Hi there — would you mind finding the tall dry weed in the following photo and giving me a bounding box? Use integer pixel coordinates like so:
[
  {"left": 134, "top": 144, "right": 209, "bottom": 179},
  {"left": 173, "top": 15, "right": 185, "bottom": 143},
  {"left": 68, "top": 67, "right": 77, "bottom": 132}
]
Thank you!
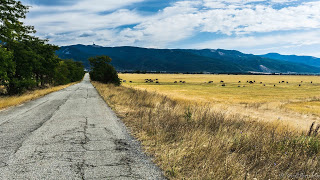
[{"left": 93, "top": 82, "right": 320, "bottom": 179}]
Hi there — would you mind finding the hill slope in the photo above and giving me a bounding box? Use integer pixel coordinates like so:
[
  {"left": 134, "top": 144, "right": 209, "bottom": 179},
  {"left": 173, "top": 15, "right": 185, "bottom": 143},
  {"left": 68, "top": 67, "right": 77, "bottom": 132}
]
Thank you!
[
  {"left": 56, "top": 45, "right": 320, "bottom": 73},
  {"left": 260, "top": 53, "right": 320, "bottom": 68}
]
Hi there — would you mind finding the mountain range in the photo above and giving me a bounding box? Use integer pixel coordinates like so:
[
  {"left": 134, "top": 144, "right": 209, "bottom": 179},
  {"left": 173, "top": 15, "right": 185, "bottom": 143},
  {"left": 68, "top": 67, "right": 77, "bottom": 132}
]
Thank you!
[{"left": 56, "top": 44, "right": 320, "bottom": 74}]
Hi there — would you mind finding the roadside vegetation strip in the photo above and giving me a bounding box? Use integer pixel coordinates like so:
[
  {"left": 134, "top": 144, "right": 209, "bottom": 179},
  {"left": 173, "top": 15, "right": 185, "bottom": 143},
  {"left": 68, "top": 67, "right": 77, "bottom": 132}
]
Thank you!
[
  {"left": 92, "top": 81, "right": 320, "bottom": 179},
  {"left": 0, "top": 82, "right": 77, "bottom": 110}
]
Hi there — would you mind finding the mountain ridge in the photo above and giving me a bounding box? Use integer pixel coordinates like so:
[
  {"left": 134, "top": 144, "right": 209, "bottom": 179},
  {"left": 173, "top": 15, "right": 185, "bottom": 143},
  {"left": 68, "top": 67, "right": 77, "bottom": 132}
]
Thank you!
[{"left": 56, "top": 45, "right": 320, "bottom": 74}]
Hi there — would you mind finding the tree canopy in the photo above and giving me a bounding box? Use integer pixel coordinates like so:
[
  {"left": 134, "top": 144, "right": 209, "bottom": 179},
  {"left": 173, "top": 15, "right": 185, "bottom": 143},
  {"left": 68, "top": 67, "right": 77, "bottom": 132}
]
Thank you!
[
  {"left": 89, "top": 55, "right": 120, "bottom": 86},
  {"left": 0, "top": 0, "right": 85, "bottom": 95}
]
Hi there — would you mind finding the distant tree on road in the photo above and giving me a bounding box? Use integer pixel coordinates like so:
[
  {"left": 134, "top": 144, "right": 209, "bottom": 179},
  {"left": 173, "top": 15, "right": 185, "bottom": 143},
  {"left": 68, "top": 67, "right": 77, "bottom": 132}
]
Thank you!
[{"left": 88, "top": 55, "right": 120, "bottom": 86}]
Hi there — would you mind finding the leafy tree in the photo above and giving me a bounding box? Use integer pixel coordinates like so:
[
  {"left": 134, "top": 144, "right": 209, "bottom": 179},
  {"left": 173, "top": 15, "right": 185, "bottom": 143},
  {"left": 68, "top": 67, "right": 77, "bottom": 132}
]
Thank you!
[
  {"left": 0, "top": 0, "right": 35, "bottom": 45},
  {"left": 0, "top": 45, "right": 14, "bottom": 87},
  {"left": 89, "top": 55, "right": 120, "bottom": 85},
  {"left": 0, "top": 0, "right": 85, "bottom": 94},
  {"left": 54, "top": 60, "right": 85, "bottom": 86}
]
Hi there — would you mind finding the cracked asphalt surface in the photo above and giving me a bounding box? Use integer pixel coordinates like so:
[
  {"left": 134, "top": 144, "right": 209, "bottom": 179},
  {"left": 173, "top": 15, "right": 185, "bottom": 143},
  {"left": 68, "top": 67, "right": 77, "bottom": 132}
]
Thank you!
[{"left": 0, "top": 74, "right": 165, "bottom": 180}]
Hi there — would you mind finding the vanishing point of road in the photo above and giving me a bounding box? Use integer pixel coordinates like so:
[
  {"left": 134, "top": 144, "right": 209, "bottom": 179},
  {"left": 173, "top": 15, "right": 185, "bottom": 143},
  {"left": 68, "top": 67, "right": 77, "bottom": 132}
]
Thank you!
[{"left": 0, "top": 74, "right": 165, "bottom": 179}]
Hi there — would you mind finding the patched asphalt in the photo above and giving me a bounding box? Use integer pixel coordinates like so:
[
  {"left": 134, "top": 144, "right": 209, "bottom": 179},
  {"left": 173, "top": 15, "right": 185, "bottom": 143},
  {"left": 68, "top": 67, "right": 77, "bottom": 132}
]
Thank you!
[{"left": 0, "top": 74, "right": 165, "bottom": 180}]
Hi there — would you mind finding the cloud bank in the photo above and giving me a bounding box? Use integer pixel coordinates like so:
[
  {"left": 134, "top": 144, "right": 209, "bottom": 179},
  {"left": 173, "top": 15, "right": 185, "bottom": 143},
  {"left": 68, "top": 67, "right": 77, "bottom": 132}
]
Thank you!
[{"left": 21, "top": 0, "right": 320, "bottom": 56}]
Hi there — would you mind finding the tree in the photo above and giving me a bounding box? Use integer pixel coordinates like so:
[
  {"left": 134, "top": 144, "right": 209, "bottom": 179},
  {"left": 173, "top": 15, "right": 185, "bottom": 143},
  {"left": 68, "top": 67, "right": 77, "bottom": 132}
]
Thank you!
[
  {"left": 0, "top": 0, "right": 35, "bottom": 46},
  {"left": 0, "top": 45, "right": 14, "bottom": 87},
  {"left": 89, "top": 55, "right": 120, "bottom": 85}
]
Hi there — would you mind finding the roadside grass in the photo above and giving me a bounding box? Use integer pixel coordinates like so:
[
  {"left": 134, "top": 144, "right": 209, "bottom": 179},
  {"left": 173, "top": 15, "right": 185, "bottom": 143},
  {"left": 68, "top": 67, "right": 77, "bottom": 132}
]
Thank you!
[
  {"left": 0, "top": 83, "right": 77, "bottom": 110},
  {"left": 93, "top": 81, "right": 320, "bottom": 179}
]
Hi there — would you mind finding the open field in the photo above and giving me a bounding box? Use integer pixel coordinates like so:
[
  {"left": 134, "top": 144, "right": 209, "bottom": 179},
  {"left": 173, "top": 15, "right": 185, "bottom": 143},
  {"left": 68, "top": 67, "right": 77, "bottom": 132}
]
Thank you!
[
  {"left": 93, "top": 81, "right": 320, "bottom": 179},
  {"left": 119, "top": 74, "right": 320, "bottom": 131},
  {"left": 0, "top": 82, "right": 77, "bottom": 110}
]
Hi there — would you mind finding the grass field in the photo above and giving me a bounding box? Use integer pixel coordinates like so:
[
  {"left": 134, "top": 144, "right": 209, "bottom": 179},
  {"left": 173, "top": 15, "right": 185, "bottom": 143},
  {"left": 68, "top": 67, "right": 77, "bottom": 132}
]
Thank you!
[{"left": 119, "top": 74, "right": 320, "bottom": 117}]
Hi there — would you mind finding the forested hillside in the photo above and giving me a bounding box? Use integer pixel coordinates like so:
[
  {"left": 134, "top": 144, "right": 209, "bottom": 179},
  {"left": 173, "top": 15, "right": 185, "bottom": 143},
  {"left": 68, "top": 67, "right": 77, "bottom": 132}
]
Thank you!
[{"left": 57, "top": 45, "right": 320, "bottom": 74}]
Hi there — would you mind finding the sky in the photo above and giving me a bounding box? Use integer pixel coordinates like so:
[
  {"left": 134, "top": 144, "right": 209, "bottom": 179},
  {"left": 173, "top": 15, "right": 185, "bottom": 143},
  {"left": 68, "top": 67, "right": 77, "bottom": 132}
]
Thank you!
[{"left": 20, "top": 0, "right": 320, "bottom": 57}]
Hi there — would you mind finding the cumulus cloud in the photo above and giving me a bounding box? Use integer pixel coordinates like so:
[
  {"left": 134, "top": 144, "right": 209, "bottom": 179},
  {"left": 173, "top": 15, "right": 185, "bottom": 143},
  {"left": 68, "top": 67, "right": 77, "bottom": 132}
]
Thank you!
[{"left": 20, "top": 0, "right": 320, "bottom": 56}]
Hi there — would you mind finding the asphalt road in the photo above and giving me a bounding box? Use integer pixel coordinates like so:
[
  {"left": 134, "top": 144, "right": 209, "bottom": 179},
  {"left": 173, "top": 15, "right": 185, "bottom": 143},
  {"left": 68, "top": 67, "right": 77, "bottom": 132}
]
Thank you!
[{"left": 0, "top": 74, "right": 165, "bottom": 180}]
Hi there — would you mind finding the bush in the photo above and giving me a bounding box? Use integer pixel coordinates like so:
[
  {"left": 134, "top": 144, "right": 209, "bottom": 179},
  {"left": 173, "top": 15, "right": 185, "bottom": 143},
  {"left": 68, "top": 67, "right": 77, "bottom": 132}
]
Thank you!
[{"left": 88, "top": 55, "right": 120, "bottom": 85}]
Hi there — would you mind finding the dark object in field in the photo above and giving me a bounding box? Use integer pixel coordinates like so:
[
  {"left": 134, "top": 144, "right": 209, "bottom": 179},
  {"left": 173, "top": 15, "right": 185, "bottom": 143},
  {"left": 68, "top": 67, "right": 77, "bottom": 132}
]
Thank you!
[
  {"left": 174, "top": 81, "right": 177, "bottom": 83},
  {"left": 274, "top": 85, "right": 276, "bottom": 87},
  {"left": 260, "top": 82, "right": 263, "bottom": 84},
  {"left": 299, "top": 84, "right": 301, "bottom": 86},
  {"left": 156, "top": 81, "right": 159, "bottom": 84},
  {"left": 180, "top": 81, "right": 182, "bottom": 83},
  {"left": 123, "top": 80, "right": 127, "bottom": 83},
  {"left": 279, "top": 81, "right": 281, "bottom": 83},
  {"left": 182, "top": 81, "right": 186, "bottom": 83},
  {"left": 282, "top": 81, "right": 285, "bottom": 83},
  {"left": 311, "top": 81, "right": 313, "bottom": 84},
  {"left": 263, "top": 84, "right": 266, "bottom": 86},
  {"left": 246, "top": 81, "right": 249, "bottom": 83},
  {"left": 254, "top": 80, "right": 256, "bottom": 83},
  {"left": 145, "top": 81, "right": 148, "bottom": 83},
  {"left": 208, "top": 81, "right": 213, "bottom": 83},
  {"left": 238, "top": 81, "right": 241, "bottom": 83},
  {"left": 221, "top": 84, "right": 226, "bottom": 87},
  {"left": 286, "top": 82, "right": 288, "bottom": 83},
  {"left": 156, "top": 79, "right": 158, "bottom": 80},
  {"left": 243, "top": 85, "right": 245, "bottom": 87},
  {"left": 301, "top": 81, "right": 303, "bottom": 83},
  {"left": 249, "top": 81, "right": 254, "bottom": 84},
  {"left": 307, "top": 122, "right": 320, "bottom": 136},
  {"left": 238, "top": 85, "right": 240, "bottom": 87},
  {"left": 220, "top": 80, "right": 224, "bottom": 83},
  {"left": 129, "top": 81, "right": 133, "bottom": 83}
]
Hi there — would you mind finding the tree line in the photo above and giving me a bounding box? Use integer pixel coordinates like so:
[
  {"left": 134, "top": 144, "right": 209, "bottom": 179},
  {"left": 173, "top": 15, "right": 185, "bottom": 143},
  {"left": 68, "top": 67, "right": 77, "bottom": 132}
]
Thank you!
[{"left": 0, "top": 0, "right": 84, "bottom": 95}]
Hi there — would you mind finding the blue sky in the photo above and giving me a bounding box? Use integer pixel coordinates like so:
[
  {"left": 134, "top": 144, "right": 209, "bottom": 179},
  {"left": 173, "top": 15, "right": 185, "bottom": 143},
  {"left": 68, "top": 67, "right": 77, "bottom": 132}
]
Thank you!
[{"left": 21, "top": 0, "right": 320, "bottom": 57}]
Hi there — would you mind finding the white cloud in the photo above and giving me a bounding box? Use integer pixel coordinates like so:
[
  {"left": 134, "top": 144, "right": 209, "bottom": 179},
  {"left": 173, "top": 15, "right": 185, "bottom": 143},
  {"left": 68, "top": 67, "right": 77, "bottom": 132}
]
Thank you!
[
  {"left": 190, "top": 30, "right": 320, "bottom": 56},
  {"left": 20, "top": 0, "right": 320, "bottom": 56}
]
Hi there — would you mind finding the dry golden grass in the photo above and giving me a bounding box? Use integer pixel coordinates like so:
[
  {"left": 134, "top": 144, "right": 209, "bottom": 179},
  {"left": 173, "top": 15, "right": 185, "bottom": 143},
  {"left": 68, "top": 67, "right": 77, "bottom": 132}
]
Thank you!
[
  {"left": 120, "top": 74, "right": 320, "bottom": 104},
  {"left": 93, "top": 81, "right": 320, "bottom": 179},
  {"left": 0, "top": 82, "right": 77, "bottom": 110},
  {"left": 285, "top": 100, "right": 320, "bottom": 116}
]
